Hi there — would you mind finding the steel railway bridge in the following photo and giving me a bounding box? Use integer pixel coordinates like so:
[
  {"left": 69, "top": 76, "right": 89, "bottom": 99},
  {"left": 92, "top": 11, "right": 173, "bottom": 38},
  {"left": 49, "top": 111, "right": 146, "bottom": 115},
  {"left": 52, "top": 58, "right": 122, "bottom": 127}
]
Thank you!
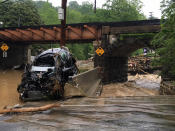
[{"left": 0, "top": 19, "right": 161, "bottom": 83}]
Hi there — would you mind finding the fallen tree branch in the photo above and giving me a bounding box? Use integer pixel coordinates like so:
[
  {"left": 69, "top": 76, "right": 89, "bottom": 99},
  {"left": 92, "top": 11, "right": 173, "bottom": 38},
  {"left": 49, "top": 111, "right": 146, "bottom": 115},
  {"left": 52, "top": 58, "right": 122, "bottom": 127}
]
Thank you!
[
  {"left": 137, "top": 66, "right": 150, "bottom": 74},
  {"left": 0, "top": 103, "right": 60, "bottom": 114}
]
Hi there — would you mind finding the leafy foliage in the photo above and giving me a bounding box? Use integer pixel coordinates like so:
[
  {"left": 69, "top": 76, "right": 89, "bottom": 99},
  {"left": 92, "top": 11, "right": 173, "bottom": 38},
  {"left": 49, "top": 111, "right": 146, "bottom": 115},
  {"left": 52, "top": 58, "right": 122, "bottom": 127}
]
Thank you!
[
  {"left": 131, "top": 49, "right": 143, "bottom": 56},
  {"left": 36, "top": 1, "right": 60, "bottom": 25},
  {"left": 103, "top": 0, "right": 145, "bottom": 21},
  {"left": 152, "top": 0, "right": 175, "bottom": 78},
  {"left": 0, "top": 0, "right": 42, "bottom": 27}
]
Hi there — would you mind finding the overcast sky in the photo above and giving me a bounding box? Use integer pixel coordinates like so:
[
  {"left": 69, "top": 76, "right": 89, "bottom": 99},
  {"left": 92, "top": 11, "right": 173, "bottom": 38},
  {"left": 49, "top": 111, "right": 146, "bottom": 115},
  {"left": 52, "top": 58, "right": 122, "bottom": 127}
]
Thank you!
[{"left": 44, "top": 0, "right": 162, "bottom": 18}]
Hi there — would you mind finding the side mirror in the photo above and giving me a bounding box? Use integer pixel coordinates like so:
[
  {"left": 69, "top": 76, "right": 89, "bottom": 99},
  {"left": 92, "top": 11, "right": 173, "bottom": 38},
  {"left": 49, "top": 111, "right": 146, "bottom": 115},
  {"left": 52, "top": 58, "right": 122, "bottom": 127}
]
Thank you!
[{"left": 47, "top": 68, "right": 53, "bottom": 73}]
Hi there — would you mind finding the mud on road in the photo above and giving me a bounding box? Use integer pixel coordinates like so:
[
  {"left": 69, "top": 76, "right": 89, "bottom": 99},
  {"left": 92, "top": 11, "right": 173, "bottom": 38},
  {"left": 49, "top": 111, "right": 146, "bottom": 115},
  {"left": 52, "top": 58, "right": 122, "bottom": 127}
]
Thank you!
[
  {"left": 0, "top": 70, "right": 161, "bottom": 110},
  {"left": 101, "top": 74, "right": 161, "bottom": 97},
  {"left": 1, "top": 69, "right": 174, "bottom": 131},
  {"left": 1, "top": 96, "right": 175, "bottom": 131}
]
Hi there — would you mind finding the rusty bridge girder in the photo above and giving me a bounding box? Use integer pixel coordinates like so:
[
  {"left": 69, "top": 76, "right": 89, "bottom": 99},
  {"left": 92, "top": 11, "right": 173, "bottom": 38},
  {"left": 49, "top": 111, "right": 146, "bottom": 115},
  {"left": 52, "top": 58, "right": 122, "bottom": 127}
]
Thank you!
[{"left": 0, "top": 19, "right": 161, "bottom": 44}]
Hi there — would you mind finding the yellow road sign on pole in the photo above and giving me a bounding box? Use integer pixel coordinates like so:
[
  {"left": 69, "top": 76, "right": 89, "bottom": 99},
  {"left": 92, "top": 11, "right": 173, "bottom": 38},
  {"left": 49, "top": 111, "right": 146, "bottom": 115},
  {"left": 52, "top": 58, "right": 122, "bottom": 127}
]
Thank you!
[
  {"left": 1, "top": 43, "right": 9, "bottom": 52},
  {"left": 96, "top": 47, "right": 104, "bottom": 56}
]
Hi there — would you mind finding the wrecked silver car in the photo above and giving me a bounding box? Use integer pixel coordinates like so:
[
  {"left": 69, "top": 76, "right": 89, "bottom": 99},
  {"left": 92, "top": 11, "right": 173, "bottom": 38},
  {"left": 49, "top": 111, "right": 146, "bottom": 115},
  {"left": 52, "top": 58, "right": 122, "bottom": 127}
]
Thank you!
[{"left": 17, "top": 48, "right": 79, "bottom": 101}]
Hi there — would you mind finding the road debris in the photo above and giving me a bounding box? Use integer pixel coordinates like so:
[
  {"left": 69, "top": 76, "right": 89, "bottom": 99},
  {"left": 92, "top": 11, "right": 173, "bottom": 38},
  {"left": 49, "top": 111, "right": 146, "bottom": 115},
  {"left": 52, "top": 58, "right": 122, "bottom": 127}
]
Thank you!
[
  {"left": 0, "top": 103, "right": 60, "bottom": 114},
  {"left": 128, "top": 56, "right": 153, "bottom": 73}
]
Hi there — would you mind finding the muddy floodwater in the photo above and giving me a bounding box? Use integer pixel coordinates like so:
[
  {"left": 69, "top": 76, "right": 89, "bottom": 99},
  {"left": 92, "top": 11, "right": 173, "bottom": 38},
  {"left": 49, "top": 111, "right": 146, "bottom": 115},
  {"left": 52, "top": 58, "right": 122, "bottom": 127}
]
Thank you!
[
  {"left": 0, "top": 70, "right": 175, "bottom": 131},
  {"left": 0, "top": 70, "right": 22, "bottom": 109},
  {"left": 0, "top": 97, "right": 175, "bottom": 131}
]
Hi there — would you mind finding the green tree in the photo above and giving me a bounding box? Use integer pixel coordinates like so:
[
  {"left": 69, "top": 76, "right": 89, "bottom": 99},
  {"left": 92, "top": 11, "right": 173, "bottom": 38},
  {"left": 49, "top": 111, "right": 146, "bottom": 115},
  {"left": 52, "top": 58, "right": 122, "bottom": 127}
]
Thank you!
[
  {"left": 152, "top": 0, "right": 175, "bottom": 78},
  {"left": 67, "top": 9, "right": 82, "bottom": 24},
  {"left": 0, "top": 0, "right": 42, "bottom": 27},
  {"left": 37, "top": 1, "right": 60, "bottom": 25},
  {"left": 103, "top": 0, "right": 145, "bottom": 21},
  {"left": 69, "top": 1, "right": 79, "bottom": 10}
]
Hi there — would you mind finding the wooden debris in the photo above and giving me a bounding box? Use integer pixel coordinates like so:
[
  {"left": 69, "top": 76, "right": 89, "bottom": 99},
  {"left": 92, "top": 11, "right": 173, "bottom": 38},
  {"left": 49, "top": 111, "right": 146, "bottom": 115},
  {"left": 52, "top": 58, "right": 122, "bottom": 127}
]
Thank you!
[
  {"left": 137, "top": 66, "right": 150, "bottom": 74},
  {"left": 0, "top": 103, "right": 60, "bottom": 114},
  {"left": 128, "top": 56, "right": 152, "bottom": 73},
  {"left": 160, "top": 81, "right": 175, "bottom": 95}
]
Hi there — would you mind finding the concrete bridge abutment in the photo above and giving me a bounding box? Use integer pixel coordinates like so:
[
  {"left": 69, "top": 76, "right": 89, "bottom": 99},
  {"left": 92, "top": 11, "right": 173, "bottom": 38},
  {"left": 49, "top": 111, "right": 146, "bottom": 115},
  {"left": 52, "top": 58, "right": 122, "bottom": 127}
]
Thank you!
[
  {"left": 94, "top": 55, "right": 128, "bottom": 84},
  {"left": 94, "top": 34, "right": 128, "bottom": 84},
  {"left": 94, "top": 31, "right": 153, "bottom": 84},
  {"left": 0, "top": 43, "right": 29, "bottom": 69}
]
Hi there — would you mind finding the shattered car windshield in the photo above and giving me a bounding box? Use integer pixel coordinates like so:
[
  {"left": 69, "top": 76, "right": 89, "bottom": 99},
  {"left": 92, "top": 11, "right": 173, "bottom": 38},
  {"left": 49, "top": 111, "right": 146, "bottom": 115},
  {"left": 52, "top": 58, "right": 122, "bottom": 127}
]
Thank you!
[
  {"left": 33, "top": 48, "right": 69, "bottom": 67},
  {"left": 33, "top": 53, "right": 55, "bottom": 67}
]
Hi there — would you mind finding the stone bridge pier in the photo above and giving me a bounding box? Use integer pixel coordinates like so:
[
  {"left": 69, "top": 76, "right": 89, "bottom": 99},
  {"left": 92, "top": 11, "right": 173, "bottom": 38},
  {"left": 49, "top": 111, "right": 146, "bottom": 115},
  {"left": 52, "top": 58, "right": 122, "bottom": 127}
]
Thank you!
[
  {"left": 0, "top": 43, "right": 29, "bottom": 69},
  {"left": 94, "top": 54, "right": 128, "bottom": 84},
  {"left": 94, "top": 33, "right": 152, "bottom": 84}
]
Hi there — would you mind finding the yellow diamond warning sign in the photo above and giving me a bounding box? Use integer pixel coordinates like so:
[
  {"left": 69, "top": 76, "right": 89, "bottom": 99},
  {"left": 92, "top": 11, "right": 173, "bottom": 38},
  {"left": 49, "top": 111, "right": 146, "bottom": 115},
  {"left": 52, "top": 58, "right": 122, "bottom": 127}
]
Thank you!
[
  {"left": 1, "top": 43, "right": 9, "bottom": 52},
  {"left": 96, "top": 47, "right": 104, "bottom": 56}
]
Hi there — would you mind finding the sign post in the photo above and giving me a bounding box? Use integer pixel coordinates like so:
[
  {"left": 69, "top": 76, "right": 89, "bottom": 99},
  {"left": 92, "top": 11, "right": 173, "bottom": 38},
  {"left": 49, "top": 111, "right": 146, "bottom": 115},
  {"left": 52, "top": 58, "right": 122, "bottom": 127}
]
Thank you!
[
  {"left": 58, "top": 0, "right": 67, "bottom": 48},
  {"left": 1, "top": 43, "right": 9, "bottom": 58}
]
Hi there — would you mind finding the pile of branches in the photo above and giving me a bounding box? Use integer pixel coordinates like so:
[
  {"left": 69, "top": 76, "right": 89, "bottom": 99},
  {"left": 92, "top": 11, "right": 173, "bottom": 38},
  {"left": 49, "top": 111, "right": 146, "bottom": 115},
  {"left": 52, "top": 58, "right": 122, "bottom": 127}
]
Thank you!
[{"left": 128, "top": 56, "right": 152, "bottom": 74}]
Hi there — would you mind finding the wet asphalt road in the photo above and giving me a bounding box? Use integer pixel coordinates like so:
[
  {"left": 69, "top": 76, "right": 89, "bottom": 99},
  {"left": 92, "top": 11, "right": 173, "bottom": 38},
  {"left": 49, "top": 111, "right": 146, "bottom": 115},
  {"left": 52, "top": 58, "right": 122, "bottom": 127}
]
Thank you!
[{"left": 0, "top": 96, "right": 175, "bottom": 131}]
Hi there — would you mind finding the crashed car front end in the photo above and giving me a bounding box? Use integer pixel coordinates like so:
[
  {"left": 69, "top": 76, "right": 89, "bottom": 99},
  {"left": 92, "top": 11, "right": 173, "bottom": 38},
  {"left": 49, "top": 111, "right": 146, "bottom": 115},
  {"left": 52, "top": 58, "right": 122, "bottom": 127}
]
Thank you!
[{"left": 17, "top": 48, "right": 78, "bottom": 101}]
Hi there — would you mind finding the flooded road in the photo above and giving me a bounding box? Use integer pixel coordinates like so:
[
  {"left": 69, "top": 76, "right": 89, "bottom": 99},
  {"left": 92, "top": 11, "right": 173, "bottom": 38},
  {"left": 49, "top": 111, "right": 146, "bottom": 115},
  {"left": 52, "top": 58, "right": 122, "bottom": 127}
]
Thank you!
[
  {"left": 0, "top": 97, "right": 175, "bottom": 131},
  {"left": 0, "top": 71, "right": 161, "bottom": 109},
  {"left": 0, "top": 70, "right": 22, "bottom": 109},
  {"left": 0, "top": 70, "right": 175, "bottom": 130}
]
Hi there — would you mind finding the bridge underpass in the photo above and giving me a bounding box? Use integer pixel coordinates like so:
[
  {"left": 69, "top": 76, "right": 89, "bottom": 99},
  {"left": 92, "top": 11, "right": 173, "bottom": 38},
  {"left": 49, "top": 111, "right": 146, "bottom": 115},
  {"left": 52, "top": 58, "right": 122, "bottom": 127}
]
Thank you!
[
  {"left": 94, "top": 35, "right": 155, "bottom": 83},
  {"left": 0, "top": 19, "right": 161, "bottom": 83}
]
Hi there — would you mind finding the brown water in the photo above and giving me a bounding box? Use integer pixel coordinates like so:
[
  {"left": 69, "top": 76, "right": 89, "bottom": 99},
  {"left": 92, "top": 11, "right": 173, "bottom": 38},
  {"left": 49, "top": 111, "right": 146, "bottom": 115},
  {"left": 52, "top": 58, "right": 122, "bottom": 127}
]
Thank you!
[
  {"left": 0, "top": 71, "right": 160, "bottom": 109},
  {"left": 0, "top": 70, "right": 22, "bottom": 109},
  {"left": 0, "top": 71, "right": 175, "bottom": 131},
  {"left": 0, "top": 97, "right": 175, "bottom": 131}
]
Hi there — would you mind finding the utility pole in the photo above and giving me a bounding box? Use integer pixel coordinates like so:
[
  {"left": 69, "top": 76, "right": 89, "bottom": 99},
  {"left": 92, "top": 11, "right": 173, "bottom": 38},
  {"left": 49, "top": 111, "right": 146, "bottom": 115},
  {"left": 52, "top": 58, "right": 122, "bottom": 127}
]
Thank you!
[
  {"left": 149, "top": 12, "right": 153, "bottom": 20},
  {"left": 60, "top": 0, "right": 67, "bottom": 47},
  {"left": 94, "top": 0, "right": 96, "bottom": 13}
]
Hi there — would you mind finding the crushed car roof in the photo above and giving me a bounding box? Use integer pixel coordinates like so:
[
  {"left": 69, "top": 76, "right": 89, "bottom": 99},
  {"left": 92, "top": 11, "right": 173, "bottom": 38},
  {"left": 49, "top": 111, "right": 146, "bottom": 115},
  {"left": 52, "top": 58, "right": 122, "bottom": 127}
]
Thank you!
[{"left": 37, "top": 48, "right": 69, "bottom": 58}]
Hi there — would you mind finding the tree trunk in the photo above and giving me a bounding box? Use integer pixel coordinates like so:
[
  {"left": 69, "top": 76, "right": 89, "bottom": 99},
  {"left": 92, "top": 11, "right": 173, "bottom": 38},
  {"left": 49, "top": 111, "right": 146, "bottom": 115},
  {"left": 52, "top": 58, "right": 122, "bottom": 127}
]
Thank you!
[{"left": 0, "top": 103, "right": 60, "bottom": 114}]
